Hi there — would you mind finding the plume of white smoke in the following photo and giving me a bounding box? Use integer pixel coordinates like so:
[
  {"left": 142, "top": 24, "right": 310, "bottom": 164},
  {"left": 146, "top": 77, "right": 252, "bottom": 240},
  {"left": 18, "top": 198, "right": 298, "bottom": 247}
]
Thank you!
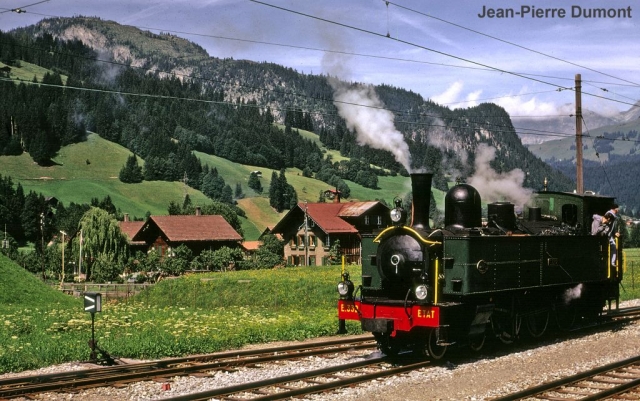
[
  {"left": 322, "top": 51, "right": 411, "bottom": 172},
  {"left": 563, "top": 283, "right": 583, "bottom": 304},
  {"left": 330, "top": 80, "right": 411, "bottom": 171},
  {"left": 467, "top": 144, "right": 533, "bottom": 207},
  {"left": 328, "top": 78, "right": 412, "bottom": 172}
]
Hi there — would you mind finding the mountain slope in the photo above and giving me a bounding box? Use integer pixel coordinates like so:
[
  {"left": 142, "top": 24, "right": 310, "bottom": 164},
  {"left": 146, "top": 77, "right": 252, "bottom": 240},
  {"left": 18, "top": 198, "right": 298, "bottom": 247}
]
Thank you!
[
  {"left": 15, "top": 17, "right": 572, "bottom": 182},
  {"left": 3, "top": 17, "right": 585, "bottom": 220}
]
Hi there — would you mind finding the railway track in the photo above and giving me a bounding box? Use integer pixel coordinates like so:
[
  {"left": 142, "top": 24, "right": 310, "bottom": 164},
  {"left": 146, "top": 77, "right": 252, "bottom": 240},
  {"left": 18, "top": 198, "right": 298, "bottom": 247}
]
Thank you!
[
  {"left": 0, "top": 335, "right": 376, "bottom": 399},
  {"left": 604, "top": 305, "right": 640, "bottom": 320},
  {"left": 492, "top": 355, "right": 640, "bottom": 400},
  {"left": 161, "top": 354, "right": 430, "bottom": 401},
  {"left": 3, "top": 306, "right": 640, "bottom": 400}
]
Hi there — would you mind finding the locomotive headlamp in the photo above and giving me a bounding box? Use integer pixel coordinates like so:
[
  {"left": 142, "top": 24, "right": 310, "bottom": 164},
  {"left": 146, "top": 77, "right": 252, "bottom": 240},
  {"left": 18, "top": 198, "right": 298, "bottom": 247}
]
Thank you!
[
  {"left": 415, "top": 284, "right": 428, "bottom": 300},
  {"left": 337, "top": 281, "right": 350, "bottom": 296},
  {"left": 337, "top": 273, "right": 354, "bottom": 299},
  {"left": 390, "top": 208, "right": 403, "bottom": 224},
  {"left": 390, "top": 197, "right": 406, "bottom": 225}
]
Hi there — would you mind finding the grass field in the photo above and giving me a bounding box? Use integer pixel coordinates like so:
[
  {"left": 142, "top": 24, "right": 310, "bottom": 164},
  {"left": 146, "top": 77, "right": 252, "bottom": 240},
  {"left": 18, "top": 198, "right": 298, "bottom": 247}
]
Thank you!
[
  {"left": 622, "top": 248, "right": 640, "bottom": 299},
  {"left": 0, "top": 60, "right": 68, "bottom": 84},
  {"left": 1, "top": 250, "right": 640, "bottom": 374},
  {"left": 0, "top": 253, "right": 355, "bottom": 373},
  {"left": 3, "top": 134, "right": 211, "bottom": 219}
]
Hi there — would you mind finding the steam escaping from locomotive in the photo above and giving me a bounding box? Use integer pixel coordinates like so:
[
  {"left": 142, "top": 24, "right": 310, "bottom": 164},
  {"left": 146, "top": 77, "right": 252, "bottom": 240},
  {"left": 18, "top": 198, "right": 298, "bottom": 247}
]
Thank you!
[
  {"left": 468, "top": 144, "right": 533, "bottom": 207},
  {"left": 563, "top": 284, "right": 583, "bottom": 304},
  {"left": 327, "top": 77, "right": 412, "bottom": 173}
]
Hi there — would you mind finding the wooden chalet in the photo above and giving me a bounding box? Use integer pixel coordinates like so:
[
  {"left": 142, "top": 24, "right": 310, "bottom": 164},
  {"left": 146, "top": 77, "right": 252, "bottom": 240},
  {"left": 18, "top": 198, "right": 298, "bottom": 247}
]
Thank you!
[
  {"left": 119, "top": 217, "right": 146, "bottom": 254},
  {"left": 270, "top": 200, "right": 390, "bottom": 266},
  {"left": 127, "top": 213, "right": 242, "bottom": 257}
]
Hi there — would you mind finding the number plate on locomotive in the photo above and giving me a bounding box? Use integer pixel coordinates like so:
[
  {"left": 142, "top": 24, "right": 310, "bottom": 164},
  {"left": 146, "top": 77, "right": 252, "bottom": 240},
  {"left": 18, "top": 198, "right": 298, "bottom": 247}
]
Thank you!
[
  {"left": 338, "top": 300, "right": 360, "bottom": 320},
  {"left": 414, "top": 306, "right": 439, "bottom": 325}
]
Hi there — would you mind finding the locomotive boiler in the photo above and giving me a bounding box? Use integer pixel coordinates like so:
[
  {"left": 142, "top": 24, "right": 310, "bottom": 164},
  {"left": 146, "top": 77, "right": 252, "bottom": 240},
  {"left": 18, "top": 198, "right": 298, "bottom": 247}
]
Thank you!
[{"left": 337, "top": 173, "right": 621, "bottom": 358}]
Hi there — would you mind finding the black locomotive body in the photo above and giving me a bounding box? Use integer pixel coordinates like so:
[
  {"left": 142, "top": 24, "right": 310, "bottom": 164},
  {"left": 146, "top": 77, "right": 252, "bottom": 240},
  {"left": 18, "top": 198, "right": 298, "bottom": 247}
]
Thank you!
[{"left": 337, "top": 173, "right": 622, "bottom": 358}]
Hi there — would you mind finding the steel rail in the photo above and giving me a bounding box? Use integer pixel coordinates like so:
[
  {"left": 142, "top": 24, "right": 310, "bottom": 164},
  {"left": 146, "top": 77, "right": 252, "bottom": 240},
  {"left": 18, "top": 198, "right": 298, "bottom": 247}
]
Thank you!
[
  {"left": 491, "top": 355, "right": 640, "bottom": 400},
  {"left": 160, "top": 356, "right": 431, "bottom": 401},
  {"left": 0, "top": 335, "right": 375, "bottom": 398}
]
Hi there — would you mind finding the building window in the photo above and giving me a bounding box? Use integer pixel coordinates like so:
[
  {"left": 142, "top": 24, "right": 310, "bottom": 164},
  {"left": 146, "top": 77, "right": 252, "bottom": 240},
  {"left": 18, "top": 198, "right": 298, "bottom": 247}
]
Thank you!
[
  {"left": 298, "top": 235, "right": 305, "bottom": 249},
  {"left": 308, "top": 235, "right": 316, "bottom": 248},
  {"left": 377, "top": 215, "right": 382, "bottom": 225},
  {"left": 364, "top": 215, "right": 370, "bottom": 225},
  {"left": 290, "top": 238, "right": 296, "bottom": 248}
]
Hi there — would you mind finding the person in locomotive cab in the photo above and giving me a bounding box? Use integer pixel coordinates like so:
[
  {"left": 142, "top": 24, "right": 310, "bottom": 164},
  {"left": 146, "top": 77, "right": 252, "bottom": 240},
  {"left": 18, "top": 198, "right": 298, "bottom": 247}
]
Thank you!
[
  {"left": 605, "top": 204, "right": 621, "bottom": 267},
  {"left": 591, "top": 214, "right": 610, "bottom": 236}
]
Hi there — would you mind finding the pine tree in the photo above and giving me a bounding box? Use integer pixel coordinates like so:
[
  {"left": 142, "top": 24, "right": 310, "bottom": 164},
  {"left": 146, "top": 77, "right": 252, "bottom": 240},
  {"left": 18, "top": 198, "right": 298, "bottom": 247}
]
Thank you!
[
  {"left": 248, "top": 172, "right": 263, "bottom": 193},
  {"left": 269, "top": 171, "right": 282, "bottom": 211},
  {"left": 234, "top": 183, "right": 244, "bottom": 199},
  {"left": 119, "top": 154, "right": 143, "bottom": 183}
]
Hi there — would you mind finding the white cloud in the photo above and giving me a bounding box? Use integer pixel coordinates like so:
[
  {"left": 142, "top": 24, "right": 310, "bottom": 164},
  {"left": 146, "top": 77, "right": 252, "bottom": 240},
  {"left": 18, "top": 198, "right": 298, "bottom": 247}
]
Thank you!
[
  {"left": 431, "top": 81, "right": 464, "bottom": 105},
  {"left": 465, "top": 90, "right": 483, "bottom": 108},
  {"left": 496, "top": 95, "right": 559, "bottom": 117}
]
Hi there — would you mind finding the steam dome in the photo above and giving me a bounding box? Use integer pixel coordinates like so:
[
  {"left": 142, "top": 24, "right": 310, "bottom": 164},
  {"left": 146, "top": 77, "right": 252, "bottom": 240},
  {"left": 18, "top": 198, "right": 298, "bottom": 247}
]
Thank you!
[{"left": 445, "top": 184, "right": 482, "bottom": 229}]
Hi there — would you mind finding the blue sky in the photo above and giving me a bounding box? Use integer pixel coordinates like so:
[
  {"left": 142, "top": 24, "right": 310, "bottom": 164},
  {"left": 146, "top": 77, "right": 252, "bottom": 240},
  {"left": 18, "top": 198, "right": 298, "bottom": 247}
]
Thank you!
[{"left": 2, "top": 0, "right": 639, "bottom": 118}]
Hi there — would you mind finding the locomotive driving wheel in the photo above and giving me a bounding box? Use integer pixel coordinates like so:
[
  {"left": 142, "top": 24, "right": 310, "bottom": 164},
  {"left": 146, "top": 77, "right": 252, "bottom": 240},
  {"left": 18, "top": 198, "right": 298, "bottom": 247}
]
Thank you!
[
  {"left": 554, "top": 301, "right": 577, "bottom": 331},
  {"left": 491, "top": 312, "right": 521, "bottom": 344},
  {"left": 426, "top": 328, "right": 447, "bottom": 360},
  {"left": 525, "top": 308, "right": 550, "bottom": 338},
  {"left": 469, "top": 334, "right": 486, "bottom": 352}
]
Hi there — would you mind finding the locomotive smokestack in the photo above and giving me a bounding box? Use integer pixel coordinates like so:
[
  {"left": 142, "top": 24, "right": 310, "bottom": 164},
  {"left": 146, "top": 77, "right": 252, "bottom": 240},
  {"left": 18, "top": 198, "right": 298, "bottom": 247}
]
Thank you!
[{"left": 410, "top": 173, "right": 433, "bottom": 230}]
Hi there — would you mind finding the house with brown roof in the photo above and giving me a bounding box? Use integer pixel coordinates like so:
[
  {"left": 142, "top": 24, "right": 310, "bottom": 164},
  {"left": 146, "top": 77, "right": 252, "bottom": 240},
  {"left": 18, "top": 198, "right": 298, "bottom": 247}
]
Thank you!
[
  {"left": 128, "top": 213, "right": 242, "bottom": 257},
  {"left": 269, "top": 200, "right": 390, "bottom": 266},
  {"left": 119, "top": 215, "right": 146, "bottom": 254}
]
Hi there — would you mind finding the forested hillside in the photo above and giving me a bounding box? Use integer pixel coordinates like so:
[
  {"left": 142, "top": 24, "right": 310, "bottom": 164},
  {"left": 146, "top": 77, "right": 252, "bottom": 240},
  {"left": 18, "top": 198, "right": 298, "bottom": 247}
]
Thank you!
[
  {"left": 1, "top": 16, "right": 575, "bottom": 211},
  {"left": 552, "top": 155, "right": 640, "bottom": 217}
]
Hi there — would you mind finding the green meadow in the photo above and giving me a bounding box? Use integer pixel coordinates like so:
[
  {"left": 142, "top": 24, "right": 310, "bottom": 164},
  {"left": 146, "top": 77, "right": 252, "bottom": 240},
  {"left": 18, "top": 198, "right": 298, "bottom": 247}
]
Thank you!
[
  {"left": 2, "top": 133, "right": 414, "bottom": 239},
  {"left": 1, "top": 249, "right": 639, "bottom": 374},
  {"left": 0, "top": 253, "right": 361, "bottom": 373}
]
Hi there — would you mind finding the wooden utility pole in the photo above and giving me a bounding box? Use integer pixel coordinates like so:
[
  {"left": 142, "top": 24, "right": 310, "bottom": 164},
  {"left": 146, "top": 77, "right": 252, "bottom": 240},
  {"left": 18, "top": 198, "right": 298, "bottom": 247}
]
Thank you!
[{"left": 575, "top": 74, "right": 584, "bottom": 194}]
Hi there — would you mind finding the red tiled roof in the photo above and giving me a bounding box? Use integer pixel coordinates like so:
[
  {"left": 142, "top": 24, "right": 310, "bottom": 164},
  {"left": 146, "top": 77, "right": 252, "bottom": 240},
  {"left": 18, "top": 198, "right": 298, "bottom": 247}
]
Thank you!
[
  {"left": 241, "top": 240, "right": 262, "bottom": 251},
  {"left": 302, "top": 203, "right": 359, "bottom": 234},
  {"left": 146, "top": 215, "right": 242, "bottom": 242},
  {"left": 119, "top": 221, "right": 145, "bottom": 240},
  {"left": 338, "top": 201, "right": 380, "bottom": 217}
]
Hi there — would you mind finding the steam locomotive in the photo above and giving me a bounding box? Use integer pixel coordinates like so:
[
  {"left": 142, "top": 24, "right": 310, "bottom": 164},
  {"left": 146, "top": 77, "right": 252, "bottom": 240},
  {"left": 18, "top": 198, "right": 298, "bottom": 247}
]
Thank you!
[{"left": 337, "top": 173, "right": 622, "bottom": 358}]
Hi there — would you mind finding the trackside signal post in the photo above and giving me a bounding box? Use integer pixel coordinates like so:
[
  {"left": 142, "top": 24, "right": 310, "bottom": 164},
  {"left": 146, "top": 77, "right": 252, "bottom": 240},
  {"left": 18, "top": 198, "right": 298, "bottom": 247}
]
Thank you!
[
  {"left": 83, "top": 293, "right": 115, "bottom": 365},
  {"left": 84, "top": 292, "right": 101, "bottom": 361}
]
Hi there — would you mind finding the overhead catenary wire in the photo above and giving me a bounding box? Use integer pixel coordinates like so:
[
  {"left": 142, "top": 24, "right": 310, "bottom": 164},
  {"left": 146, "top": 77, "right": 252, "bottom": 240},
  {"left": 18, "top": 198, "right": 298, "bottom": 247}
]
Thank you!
[
  {"left": 0, "top": 34, "right": 633, "bottom": 143},
  {"left": 5, "top": 2, "right": 639, "bottom": 95},
  {"left": 0, "top": 40, "right": 579, "bottom": 136},
  {"left": 4, "top": 9, "right": 638, "bottom": 101},
  {"left": 4, "top": 75, "right": 638, "bottom": 145},
  {"left": 0, "top": 0, "right": 49, "bottom": 14},
  {"left": 384, "top": 0, "right": 640, "bottom": 88},
  {"left": 1, "top": 13, "right": 637, "bottom": 142},
  {"left": 103, "top": 25, "right": 640, "bottom": 90},
  {"left": 580, "top": 115, "right": 617, "bottom": 197},
  {"left": 249, "top": 0, "right": 640, "bottom": 111}
]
